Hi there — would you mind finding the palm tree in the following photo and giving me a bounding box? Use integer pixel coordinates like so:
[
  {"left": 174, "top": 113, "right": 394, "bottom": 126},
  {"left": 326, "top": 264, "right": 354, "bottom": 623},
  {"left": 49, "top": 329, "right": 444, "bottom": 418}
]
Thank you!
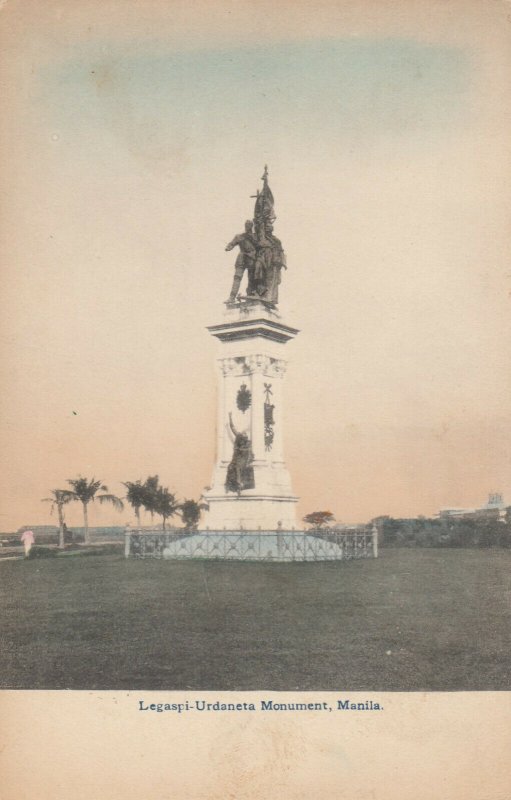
[
  {"left": 41, "top": 489, "right": 73, "bottom": 549},
  {"left": 178, "top": 499, "right": 202, "bottom": 530},
  {"left": 142, "top": 475, "right": 160, "bottom": 524},
  {"left": 123, "top": 480, "right": 147, "bottom": 527},
  {"left": 153, "top": 486, "right": 179, "bottom": 530},
  {"left": 63, "top": 476, "right": 124, "bottom": 545}
]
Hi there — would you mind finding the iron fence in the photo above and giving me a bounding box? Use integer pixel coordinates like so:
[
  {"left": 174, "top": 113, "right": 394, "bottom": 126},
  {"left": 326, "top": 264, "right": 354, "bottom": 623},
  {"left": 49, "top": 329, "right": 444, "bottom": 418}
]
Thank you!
[{"left": 124, "top": 527, "right": 377, "bottom": 562}]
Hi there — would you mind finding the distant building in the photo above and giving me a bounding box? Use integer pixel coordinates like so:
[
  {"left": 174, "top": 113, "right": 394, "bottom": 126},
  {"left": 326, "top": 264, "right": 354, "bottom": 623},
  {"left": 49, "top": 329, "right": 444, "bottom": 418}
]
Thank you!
[
  {"left": 481, "top": 492, "right": 506, "bottom": 511},
  {"left": 438, "top": 508, "right": 475, "bottom": 519},
  {"left": 439, "top": 493, "right": 507, "bottom": 521},
  {"left": 16, "top": 525, "right": 58, "bottom": 537}
]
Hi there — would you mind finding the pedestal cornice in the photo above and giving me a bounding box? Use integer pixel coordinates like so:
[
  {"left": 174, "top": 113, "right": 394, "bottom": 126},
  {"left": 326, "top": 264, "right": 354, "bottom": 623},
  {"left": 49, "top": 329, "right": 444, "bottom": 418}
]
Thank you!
[{"left": 207, "top": 317, "right": 299, "bottom": 344}]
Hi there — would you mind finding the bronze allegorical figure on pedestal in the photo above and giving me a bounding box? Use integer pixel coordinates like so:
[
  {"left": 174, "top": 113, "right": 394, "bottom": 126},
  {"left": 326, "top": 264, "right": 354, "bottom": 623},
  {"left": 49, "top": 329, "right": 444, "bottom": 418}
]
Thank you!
[{"left": 225, "top": 166, "right": 287, "bottom": 307}]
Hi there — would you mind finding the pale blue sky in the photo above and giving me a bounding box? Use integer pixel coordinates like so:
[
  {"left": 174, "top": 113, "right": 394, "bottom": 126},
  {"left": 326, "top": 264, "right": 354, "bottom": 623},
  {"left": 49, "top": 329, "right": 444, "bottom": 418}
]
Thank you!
[{"left": 42, "top": 38, "right": 469, "bottom": 150}]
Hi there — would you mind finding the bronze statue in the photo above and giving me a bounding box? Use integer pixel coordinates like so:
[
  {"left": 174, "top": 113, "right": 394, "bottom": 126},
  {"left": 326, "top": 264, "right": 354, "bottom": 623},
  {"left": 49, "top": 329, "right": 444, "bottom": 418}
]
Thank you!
[
  {"left": 226, "top": 167, "right": 287, "bottom": 306},
  {"left": 225, "top": 413, "right": 255, "bottom": 493},
  {"left": 225, "top": 220, "right": 257, "bottom": 302},
  {"left": 254, "top": 221, "right": 286, "bottom": 304}
]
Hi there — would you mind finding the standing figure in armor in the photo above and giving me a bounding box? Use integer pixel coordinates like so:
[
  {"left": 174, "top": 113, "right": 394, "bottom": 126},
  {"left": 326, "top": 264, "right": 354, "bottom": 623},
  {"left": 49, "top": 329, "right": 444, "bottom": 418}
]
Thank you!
[
  {"left": 225, "top": 220, "right": 257, "bottom": 302},
  {"left": 264, "top": 222, "right": 286, "bottom": 304},
  {"left": 254, "top": 222, "right": 286, "bottom": 304},
  {"left": 225, "top": 413, "right": 255, "bottom": 493}
]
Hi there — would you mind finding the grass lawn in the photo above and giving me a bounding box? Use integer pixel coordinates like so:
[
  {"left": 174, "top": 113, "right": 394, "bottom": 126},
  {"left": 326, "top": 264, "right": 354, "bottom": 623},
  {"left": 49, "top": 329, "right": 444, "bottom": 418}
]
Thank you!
[{"left": 0, "top": 548, "right": 509, "bottom": 690}]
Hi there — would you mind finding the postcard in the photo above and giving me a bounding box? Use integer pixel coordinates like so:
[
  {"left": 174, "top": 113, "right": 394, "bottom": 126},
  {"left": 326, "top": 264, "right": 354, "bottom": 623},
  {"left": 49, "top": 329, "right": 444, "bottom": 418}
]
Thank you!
[{"left": 0, "top": 1, "right": 510, "bottom": 798}]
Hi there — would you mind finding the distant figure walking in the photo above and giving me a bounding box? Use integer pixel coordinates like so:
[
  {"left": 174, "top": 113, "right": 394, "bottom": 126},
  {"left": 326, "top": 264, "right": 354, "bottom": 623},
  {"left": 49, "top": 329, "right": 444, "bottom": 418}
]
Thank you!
[{"left": 21, "top": 529, "right": 35, "bottom": 557}]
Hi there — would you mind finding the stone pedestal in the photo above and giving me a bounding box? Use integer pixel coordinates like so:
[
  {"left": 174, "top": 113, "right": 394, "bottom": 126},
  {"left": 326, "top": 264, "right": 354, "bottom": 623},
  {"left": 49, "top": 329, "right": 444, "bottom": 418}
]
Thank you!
[{"left": 200, "top": 299, "right": 299, "bottom": 530}]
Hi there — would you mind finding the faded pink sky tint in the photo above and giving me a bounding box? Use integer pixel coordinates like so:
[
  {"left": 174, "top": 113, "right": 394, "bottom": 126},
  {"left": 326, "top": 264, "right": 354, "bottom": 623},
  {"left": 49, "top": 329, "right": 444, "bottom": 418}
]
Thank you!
[{"left": 1, "top": 1, "right": 510, "bottom": 531}]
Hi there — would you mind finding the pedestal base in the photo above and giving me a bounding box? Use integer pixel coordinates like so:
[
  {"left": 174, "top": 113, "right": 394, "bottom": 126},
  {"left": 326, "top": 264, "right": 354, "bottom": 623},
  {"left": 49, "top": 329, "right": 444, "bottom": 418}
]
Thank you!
[
  {"left": 162, "top": 530, "right": 350, "bottom": 561},
  {"left": 200, "top": 493, "right": 298, "bottom": 531}
]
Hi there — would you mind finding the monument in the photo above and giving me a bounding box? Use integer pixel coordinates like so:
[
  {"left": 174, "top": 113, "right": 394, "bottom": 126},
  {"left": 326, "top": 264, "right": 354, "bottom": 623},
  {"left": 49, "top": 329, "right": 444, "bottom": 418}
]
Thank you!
[
  {"left": 200, "top": 167, "right": 299, "bottom": 530},
  {"left": 124, "top": 168, "right": 377, "bottom": 560}
]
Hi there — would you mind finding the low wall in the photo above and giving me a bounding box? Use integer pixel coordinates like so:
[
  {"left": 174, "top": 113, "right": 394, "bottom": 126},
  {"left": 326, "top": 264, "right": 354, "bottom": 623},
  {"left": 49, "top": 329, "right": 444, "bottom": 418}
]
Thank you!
[{"left": 124, "top": 527, "right": 378, "bottom": 562}]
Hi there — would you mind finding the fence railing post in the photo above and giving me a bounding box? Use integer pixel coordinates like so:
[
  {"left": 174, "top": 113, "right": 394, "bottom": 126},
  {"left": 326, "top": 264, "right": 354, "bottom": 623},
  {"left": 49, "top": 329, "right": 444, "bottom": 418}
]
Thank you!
[
  {"left": 124, "top": 527, "right": 131, "bottom": 558},
  {"left": 372, "top": 524, "right": 378, "bottom": 558}
]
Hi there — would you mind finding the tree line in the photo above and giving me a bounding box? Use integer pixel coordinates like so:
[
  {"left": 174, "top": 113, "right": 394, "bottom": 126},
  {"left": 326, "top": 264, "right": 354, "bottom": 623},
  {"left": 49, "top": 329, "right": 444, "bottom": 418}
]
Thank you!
[
  {"left": 372, "top": 514, "right": 511, "bottom": 548},
  {"left": 301, "top": 510, "right": 511, "bottom": 549},
  {"left": 42, "top": 476, "right": 203, "bottom": 548}
]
